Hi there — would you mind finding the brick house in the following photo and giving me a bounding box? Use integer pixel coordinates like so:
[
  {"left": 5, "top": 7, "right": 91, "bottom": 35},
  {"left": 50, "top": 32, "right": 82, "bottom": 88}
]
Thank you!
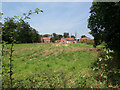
[
  {"left": 66, "top": 38, "right": 74, "bottom": 43},
  {"left": 80, "top": 37, "right": 87, "bottom": 42},
  {"left": 80, "top": 37, "right": 94, "bottom": 44},
  {"left": 60, "top": 38, "right": 75, "bottom": 43},
  {"left": 40, "top": 37, "right": 51, "bottom": 43},
  {"left": 61, "top": 38, "right": 67, "bottom": 43}
]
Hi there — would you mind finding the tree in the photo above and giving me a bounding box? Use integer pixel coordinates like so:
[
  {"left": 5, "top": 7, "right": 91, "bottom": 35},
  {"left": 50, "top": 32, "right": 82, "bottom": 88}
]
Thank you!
[
  {"left": 58, "top": 34, "right": 63, "bottom": 40},
  {"left": 88, "top": 2, "right": 120, "bottom": 69},
  {"left": 2, "top": 18, "right": 17, "bottom": 43},
  {"left": 63, "top": 32, "right": 69, "bottom": 38},
  {"left": 2, "top": 20, "right": 40, "bottom": 43},
  {"left": 88, "top": 2, "right": 120, "bottom": 52},
  {"left": 71, "top": 35, "right": 76, "bottom": 38},
  {"left": 43, "top": 34, "right": 50, "bottom": 37},
  {"left": 16, "top": 21, "right": 31, "bottom": 43},
  {"left": 81, "top": 35, "right": 86, "bottom": 38},
  {"left": 50, "top": 33, "right": 63, "bottom": 42},
  {"left": 51, "top": 33, "right": 57, "bottom": 42},
  {"left": 88, "top": 2, "right": 120, "bottom": 88},
  {"left": 30, "top": 28, "right": 39, "bottom": 43}
]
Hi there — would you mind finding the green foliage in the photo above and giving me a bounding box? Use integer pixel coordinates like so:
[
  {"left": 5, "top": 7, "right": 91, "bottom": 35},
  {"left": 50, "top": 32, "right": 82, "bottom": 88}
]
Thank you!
[
  {"left": 43, "top": 34, "right": 50, "bottom": 37},
  {"left": 81, "top": 41, "right": 86, "bottom": 43},
  {"left": 51, "top": 33, "right": 63, "bottom": 42},
  {"left": 88, "top": 2, "right": 120, "bottom": 52},
  {"left": 88, "top": 2, "right": 120, "bottom": 88},
  {"left": 63, "top": 32, "right": 69, "bottom": 38},
  {"left": 2, "top": 8, "right": 43, "bottom": 44},
  {"left": 81, "top": 35, "right": 86, "bottom": 38},
  {"left": 2, "top": 18, "right": 40, "bottom": 44},
  {"left": 91, "top": 48, "right": 120, "bottom": 88},
  {"left": 75, "top": 75, "right": 88, "bottom": 88},
  {"left": 16, "top": 21, "right": 39, "bottom": 43},
  {"left": 2, "top": 18, "right": 17, "bottom": 43},
  {"left": 71, "top": 35, "right": 76, "bottom": 39}
]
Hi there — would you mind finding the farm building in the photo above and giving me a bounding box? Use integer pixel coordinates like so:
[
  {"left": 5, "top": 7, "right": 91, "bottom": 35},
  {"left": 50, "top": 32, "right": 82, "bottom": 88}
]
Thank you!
[
  {"left": 80, "top": 37, "right": 87, "bottom": 42},
  {"left": 66, "top": 38, "right": 75, "bottom": 43},
  {"left": 61, "top": 38, "right": 67, "bottom": 43},
  {"left": 60, "top": 38, "right": 75, "bottom": 43},
  {"left": 80, "top": 37, "right": 94, "bottom": 44},
  {"left": 40, "top": 37, "right": 51, "bottom": 43}
]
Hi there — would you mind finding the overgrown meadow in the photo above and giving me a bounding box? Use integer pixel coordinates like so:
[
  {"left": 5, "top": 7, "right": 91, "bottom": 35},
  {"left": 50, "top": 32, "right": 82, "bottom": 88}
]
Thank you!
[{"left": 2, "top": 43, "right": 106, "bottom": 88}]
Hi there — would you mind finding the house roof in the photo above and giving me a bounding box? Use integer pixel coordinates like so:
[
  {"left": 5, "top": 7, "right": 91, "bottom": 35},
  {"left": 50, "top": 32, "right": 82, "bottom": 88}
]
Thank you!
[
  {"left": 66, "top": 38, "right": 74, "bottom": 41},
  {"left": 42, "top": 37, "right": 51, "bottom": 40}
]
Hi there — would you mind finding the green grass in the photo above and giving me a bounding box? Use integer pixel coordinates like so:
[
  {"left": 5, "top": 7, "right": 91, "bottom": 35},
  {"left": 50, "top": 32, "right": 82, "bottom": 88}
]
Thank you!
[{"left": 2, "top": 43, "right": 103, "bottom": 88}]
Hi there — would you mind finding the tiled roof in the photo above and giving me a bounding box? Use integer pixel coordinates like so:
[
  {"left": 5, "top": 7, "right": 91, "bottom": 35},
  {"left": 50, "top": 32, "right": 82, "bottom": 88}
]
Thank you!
[
  {"left": 66, "top": 38, "right": 74, "bottom": 40},
  {"left": 42, "top": 37, "right": 51, "bottom": 39},
  {"left": 81, "top": 37, "right": 87, "bottom": 40}
]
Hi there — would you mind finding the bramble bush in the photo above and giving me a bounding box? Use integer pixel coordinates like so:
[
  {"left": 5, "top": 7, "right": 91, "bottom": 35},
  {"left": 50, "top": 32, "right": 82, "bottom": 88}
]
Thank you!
[{"left": 91, "top": 48, "right": 120, "bottom": 88}]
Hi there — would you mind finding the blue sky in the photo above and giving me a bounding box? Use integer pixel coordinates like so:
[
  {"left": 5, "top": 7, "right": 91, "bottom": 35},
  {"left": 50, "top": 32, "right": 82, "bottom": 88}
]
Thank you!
[{"left": 2, "top": 2, "right": 93, "bottom": 39}]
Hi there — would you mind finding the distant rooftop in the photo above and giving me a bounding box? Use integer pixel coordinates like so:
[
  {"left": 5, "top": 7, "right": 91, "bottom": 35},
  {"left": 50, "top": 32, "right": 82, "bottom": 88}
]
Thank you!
[{"left": 41, "top": 37, "right": 51, "bottom": 40}]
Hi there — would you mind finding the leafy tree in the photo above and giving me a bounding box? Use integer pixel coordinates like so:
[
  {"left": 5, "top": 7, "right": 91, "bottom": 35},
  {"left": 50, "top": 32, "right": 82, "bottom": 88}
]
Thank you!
[
  {"left": 88, "top": 2, "right": 120, "bottom": 53},
  {"left": 2, "top": 19, "right": 40, "bottom": 43},
  {"left": 16, "top": 21, "right": 31, "bottom": 43},
  {"left": 50, "top": 33, "right": 63, "bottom": 42},
  {"left": 43, "top": 34, "right": 50, "bottom": 37},
  {"left": 2, "top": 18, "right": 17, "bottom": 43},
  {"left": 51, "top": 33, "right": 57, "bottom": 42},
  {"left": 81, "top": 35, "right": 86, "bottom": 38},
  {"left": 71, "top": 35, "right": 76, "bottom": 39},
  {"left": 30, "top": 28, "right": 39, "bottom": 43},
  {"left": 63, "top": 32, "right": 69, "bottom": 38},
  {"left": 88, "top": 1, "right": 120, "bottom": 72},
  {"left": 16, "top": 21, "right": 39, "bottom": 43},
  {"left": 58, "top": 34, "right": 63, "bottom": 40}
]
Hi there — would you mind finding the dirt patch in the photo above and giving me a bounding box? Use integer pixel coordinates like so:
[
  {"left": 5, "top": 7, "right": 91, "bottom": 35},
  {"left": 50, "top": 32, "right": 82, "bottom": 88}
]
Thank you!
[
  {"left": 54, "top": 43, "right": 69, "bottom": 47},
  {"left": 39, "top": 47, "right": 101, "bottom": 57},
  {"left": 29, "top": 53, "right": 39, "bottom": 58},
  {"left": 40, "top": 48, "right": 59, "bottom": 56},
  {"left": 63, "top": 47, "right": 101, "bottom": 52},
  {"left": 27, "top": 46, "right": 102, "bottom": 58}
]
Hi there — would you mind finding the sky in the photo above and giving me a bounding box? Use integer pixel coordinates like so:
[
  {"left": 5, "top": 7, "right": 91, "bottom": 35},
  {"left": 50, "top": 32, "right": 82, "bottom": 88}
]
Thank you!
[{"left": 2, "top": 2, "right": 93, "bottom": 39}]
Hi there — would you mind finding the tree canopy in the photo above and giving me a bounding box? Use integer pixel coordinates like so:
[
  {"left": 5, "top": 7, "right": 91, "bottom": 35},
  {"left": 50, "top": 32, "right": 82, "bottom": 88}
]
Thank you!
[
  {"left": 63, "top": 32, "right": 69, "bottom": 38},
  {"left": 81, "top": 35, "right": 87, "bottom": 38},
  {"left": 50, "top": 33, "right": 63, "bottom": 42},
  {"left": 88, "top": 2, "right": 120, "bottom": 52},
  {"left": 2, "top": 8, "right": 43, "bottom": 44},
  {"left": 2, "top": 19, "right": 40, "bottom": 43}
]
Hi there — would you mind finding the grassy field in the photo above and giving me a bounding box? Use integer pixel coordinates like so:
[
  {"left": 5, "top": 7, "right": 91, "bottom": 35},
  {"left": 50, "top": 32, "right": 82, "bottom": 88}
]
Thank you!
[{"left": 2, "top": 43, "right": 104, "bottom": 88}]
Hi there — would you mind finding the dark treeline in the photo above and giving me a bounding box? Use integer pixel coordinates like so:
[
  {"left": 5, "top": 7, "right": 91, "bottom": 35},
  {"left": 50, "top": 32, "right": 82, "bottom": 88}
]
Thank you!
[
  {"left": 2, "top": 18, "right": 76, "bottom": 43},
  {"left": 2, "top": 18, "right": 40, "bottom": 44}
]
